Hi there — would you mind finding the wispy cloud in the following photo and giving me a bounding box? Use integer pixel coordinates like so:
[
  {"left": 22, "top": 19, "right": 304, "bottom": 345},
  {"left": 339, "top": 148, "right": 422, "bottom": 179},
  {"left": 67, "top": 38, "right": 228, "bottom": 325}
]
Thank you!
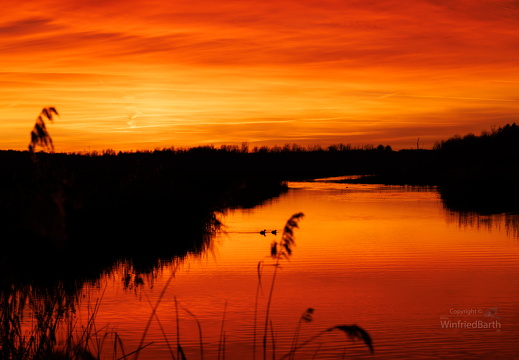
[{"left": 1, "top": 0, "right": 519, "bottom": 151}]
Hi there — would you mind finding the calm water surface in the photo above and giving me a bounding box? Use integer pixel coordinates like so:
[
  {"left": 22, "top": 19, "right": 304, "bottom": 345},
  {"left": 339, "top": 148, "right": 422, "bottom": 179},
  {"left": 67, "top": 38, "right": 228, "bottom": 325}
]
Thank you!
[{"left": 80, "top": 181, "right": 519, "bottom": 359}]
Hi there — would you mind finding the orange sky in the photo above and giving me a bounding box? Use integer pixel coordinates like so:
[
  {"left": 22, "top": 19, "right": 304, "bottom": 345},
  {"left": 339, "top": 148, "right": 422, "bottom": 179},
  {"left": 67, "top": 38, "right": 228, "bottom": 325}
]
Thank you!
[{"left": 1, "top": 0, "right": 519, "bottom": 152}]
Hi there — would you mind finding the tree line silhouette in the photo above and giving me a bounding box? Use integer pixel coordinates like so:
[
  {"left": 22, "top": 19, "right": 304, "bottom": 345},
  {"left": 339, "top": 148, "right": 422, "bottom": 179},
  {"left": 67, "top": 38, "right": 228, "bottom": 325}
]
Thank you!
[
  {"left": 2, "top": 110, "right": 514, "bottom": 360},
  {"left": 1, "top": 119, "right": 518, "bottom": 287},
  {"left": 347, "top": 122, "right": 519, "bottom": 212},
  {"left": 432, "top": 123, "right": 519, "bottom": 212}
]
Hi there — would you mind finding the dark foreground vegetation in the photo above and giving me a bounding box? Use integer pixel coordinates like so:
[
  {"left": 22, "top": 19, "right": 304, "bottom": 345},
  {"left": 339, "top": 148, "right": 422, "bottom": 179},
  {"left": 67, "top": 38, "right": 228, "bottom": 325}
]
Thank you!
[
  {"left": 0, "top": 149, "right": 289, "bottom": 285},
  {"left": 1, "top": 122, "right": 518, "bottom": 282},
  {"left": 1, "top": 213, "right": 374, "bottom": 360},
  {"left": 0, "top": 115, "right": 517, "bottom": 359}
]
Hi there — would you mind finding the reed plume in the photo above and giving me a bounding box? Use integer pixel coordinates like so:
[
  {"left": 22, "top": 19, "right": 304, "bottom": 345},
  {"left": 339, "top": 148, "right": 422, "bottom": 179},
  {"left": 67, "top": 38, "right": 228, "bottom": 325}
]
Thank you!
[
  {"left": 279, "top": 324, "right": 374, "bottom": 360},
  {"left": 270, "top": 212, "right": 304, "bottom": 260},
  {"left": 28, "top": 107, "right": 59, "bottom": 153},
  {"left": 263, "top": 212, "right": 304, "bottom": 360},
  {"left": 289, "top": 308, "right": 314, "bottom": 360}
]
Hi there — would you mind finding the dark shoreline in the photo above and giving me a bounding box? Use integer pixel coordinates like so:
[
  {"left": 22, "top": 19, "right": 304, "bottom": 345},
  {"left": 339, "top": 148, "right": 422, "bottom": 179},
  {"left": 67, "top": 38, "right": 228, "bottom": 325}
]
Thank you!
[
  {"left": 1, "top": 122, "right": 518, "bottom": 285},
  {"left": 1, "top": 123, "right": 517, "bottom": 360}
]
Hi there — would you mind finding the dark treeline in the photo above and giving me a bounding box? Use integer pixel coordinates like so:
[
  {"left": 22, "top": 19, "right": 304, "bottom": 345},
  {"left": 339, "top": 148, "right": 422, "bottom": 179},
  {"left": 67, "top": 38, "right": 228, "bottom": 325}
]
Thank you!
[
  {"left": 62, "top": 141, "right": 396, "bottom": 181},
  {"left": 0, "top": 149, "right": 289, "bottom": 288},
  {"left": 433, "top": 123, "right": 519, "bottom": 213},
  {"left": 349, "top": 123, "right": 519, "bottom": 212},
  {"left": 0, "top": 142, "right": 396, "bottom": 287},
  {"left": 1, "top": 118, "right": 514, "bottom": 359},
  {"left": 1, "top": 123, "right": 518, "bottom": 286}
]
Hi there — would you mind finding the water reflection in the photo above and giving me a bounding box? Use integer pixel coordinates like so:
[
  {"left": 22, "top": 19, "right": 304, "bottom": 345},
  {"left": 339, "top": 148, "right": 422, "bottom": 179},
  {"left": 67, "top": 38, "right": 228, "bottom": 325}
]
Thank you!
[
  {"left": 312, "top": 176, "right": 519, "bottom": 239},
  {"left": 0, "top": 283, "right": 82, "bottom": 360},
  {"left": 93, "top": 182, "right": 519, "bottom": 359},
  {"left": 445, "top": 211, "right": 519, "bottom": 240},
  {"left": 438, "top": 180, "right": 519, "bottom": 240},
  {"left": 0, "top": 178, "right": 288, "bottom": 360},
  {"left": 2, "top": 181, "right": 519, "bottom": 359}
]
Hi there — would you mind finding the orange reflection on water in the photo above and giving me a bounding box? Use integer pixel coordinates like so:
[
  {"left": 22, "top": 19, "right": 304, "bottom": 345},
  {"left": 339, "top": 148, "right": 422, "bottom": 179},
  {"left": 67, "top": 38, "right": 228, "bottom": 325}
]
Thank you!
[{"left": 78, "top": 182, "right": 519, "bottom": 359}]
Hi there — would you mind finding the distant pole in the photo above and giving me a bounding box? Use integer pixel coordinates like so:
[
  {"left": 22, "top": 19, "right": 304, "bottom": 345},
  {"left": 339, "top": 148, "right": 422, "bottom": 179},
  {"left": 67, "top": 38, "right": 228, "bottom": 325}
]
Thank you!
[{"left": 416, "top": 137, "right": 420, "bottom": 150}]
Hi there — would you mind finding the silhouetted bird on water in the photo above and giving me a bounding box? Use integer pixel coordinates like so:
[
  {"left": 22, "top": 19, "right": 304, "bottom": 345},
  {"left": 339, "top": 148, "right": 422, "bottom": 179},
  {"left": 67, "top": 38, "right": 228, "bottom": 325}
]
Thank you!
[{"left": 259, "top": 229, "right": 277, "bottom": 235}]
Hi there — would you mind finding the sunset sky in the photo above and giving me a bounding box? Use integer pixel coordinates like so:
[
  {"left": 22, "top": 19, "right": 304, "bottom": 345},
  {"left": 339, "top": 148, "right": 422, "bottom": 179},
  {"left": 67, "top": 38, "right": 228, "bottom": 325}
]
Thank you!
[{"left": 1, "top": 0, "right": 519, "bottom": 152}]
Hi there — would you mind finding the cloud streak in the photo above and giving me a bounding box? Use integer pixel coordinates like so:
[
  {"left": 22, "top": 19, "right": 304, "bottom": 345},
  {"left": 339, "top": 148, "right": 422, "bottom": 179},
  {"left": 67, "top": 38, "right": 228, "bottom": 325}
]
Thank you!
[{"left": 1, "top": 0, "right": 519, "bottom": 151}]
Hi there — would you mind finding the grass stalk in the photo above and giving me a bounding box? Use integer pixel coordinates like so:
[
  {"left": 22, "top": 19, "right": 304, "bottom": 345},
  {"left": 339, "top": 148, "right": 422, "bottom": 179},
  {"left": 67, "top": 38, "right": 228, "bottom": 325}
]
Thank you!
[
  {"left": 184, "top": 308, "right": 204, "bottom": 360},
  {"left": 0, "top": 211, "right": 375, "bottom": 360},
  {"left": 253, "top": 260, "right": 263, "bottom": 360},
  {"left": 269, "top": 319, "right": 276, "bottom": 360},
  {"left": 134, "top": 263, "right": 179, "bottom": 360},
  {"left": 289, "top": 318, "right": 302, "bottom": 360},
  {"left": 149, "top": 303, "right": 176, "bottom": 360},
  {"left": 117, "top": 341, "right": 154, "bottom": 360},
  {"left": 218, "top": 301, "right": 228, "bottom": 360},
  {"left": 175, "top": 297, "right": 181, "bottom": 360},
  {"left": 310, "top": 343, "right": 321, "bottom": 360},
  {"left": 263, "top": 212, "right": 304, "bottom": 360},
  {"left": 289, "top": 308, "right": 313, "bottom": 360},
  {"left": 262, "top": 261, "right": 279, "bottom": 360}
]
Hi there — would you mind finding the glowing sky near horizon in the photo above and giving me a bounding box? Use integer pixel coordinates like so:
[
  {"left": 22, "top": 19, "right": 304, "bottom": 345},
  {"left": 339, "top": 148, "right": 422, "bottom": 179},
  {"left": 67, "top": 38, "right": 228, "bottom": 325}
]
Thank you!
[{"left": 1, "top": 0, "right": 519, "bottom": 151}]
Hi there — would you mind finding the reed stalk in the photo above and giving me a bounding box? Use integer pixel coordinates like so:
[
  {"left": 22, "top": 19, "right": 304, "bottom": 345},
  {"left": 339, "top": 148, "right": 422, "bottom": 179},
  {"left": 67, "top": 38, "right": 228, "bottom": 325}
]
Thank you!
[
  {"left": 252, "top": 260, "right": 263, "bottom": 360},
  {"left": 133, "top": 263, "right": 179, "bottom": 360},
  {"left": 262, "top": 212, "right": 304, "bottom": 360}
]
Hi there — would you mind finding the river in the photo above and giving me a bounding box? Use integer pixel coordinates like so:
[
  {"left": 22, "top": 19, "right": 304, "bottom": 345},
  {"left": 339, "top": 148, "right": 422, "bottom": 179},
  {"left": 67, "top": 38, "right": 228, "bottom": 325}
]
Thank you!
[{"left": 75, "top": 179, "right": 519, "bottom": 359}]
